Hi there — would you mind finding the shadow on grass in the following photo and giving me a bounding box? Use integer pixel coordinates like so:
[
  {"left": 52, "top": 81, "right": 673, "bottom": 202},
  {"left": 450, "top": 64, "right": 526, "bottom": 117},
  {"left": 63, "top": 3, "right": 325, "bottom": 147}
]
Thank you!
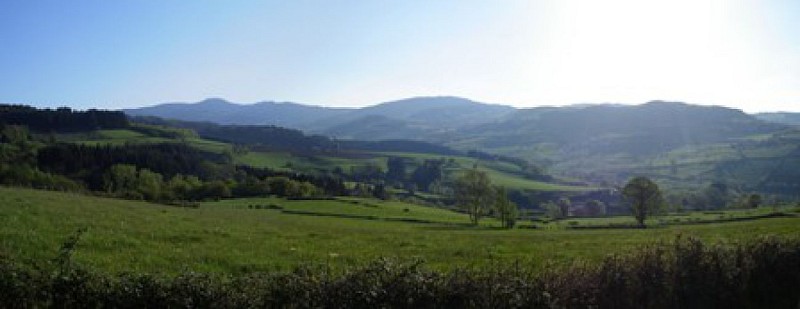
[
  {"left": 419, "top": 225, "right": 515, "bottom": 231},
  {"left": 277, "top": 209, "right": 475, "bottom": 228},
  {"left": 566, "top": 212, "right": 798, "bottom": 230}
]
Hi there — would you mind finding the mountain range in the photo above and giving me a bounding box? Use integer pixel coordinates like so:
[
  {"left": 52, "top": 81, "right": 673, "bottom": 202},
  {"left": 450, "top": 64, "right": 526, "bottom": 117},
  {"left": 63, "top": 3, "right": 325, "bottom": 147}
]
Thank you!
[
  {"left": 124, "top": 96, "right": 515, "bottom": 138},
  {"left": 755, "top": 112, "right": 800, "bottom": 126},
  {"left": 125, "top": 97, "right": 800, "bottom": 194}
]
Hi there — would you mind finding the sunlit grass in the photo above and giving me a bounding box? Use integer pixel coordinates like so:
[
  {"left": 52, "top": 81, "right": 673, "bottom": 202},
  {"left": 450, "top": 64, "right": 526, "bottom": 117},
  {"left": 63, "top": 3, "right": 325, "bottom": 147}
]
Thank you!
[{"left": 2, "top": 187, "right": 798, "bottom": 275}]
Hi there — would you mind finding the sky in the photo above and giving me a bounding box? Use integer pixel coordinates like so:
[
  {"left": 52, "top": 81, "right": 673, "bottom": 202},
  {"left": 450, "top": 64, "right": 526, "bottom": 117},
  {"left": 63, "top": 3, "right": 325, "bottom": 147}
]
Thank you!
[{"left": 1, "top": 0, "right": 799, "bottom": 112}]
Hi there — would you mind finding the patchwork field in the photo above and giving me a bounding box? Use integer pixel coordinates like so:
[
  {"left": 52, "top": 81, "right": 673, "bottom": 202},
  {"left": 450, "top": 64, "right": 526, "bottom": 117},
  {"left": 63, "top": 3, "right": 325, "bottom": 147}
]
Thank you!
[{"left": 2, "top": 187, "right": 798, "bottom": 275}]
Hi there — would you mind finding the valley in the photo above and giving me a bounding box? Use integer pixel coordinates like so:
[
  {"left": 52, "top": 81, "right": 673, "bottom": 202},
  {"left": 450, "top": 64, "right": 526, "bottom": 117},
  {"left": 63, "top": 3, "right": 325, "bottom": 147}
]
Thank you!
[{"left": 2, "top": 101, "right": 800, "bottom": 307}]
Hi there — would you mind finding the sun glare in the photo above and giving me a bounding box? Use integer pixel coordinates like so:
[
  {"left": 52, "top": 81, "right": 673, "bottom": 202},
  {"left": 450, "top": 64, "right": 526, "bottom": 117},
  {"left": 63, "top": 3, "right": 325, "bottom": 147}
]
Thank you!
[{"left": 519, "top": 0, "right": 777, "bottom": 110}]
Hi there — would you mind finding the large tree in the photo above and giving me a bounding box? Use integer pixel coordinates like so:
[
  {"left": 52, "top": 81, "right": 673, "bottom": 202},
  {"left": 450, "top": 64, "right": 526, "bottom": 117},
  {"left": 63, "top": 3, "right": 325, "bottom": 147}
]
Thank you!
[
  {"left": 455, "top": 169, "right": 495, "bottom": 225},
  {"left": 622, "top": 176, "right": 664, "bottom": 227}
]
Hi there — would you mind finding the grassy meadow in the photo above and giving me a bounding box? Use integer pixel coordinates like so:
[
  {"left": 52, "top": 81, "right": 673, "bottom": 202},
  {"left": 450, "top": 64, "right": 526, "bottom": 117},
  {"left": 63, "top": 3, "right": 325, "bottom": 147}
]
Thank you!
[
  {"left": 235, "top": 149, "right": 593, "bottom": 192},
  {"left": 2, "top": 186, "right": 798, "bottom": 275}
]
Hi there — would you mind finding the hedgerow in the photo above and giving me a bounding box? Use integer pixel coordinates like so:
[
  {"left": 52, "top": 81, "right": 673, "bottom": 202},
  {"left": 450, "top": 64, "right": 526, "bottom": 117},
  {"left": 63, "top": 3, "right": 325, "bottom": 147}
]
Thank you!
[{"left": 0, "top": 235, "right": 798, "bottom": 308}]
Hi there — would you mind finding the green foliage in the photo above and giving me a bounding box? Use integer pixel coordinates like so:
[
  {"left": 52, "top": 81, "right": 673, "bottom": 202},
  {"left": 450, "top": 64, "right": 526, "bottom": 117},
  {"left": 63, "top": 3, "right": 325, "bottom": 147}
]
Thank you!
[
  {"left": 411, "top": 159, "right": 444, "bottom": 191},
  {"left": 454, "top": 169, "right": 495, "bottom": 225},
  {"left": 704, "top": 182, "right": 731, "bottom": 209},
  {"left": 1, "top": 236, "right": 798, "bottom": 307},
  {"left": 622, "top": 176, "right": 664, "bottom": 227},
  {"left": 0, "top": 164, "right": 83, "bottom": 192},
  {"left": 385, "top": 156, "right": 407, "bottom": 184},
  {"left": 747, "top": 193, "right": 762, "bottom": 209},
  {"left": 557, "top": 197, "right": 571, "bottom": 218},
  {"left": 493, "top": 186, "right": 518, "bottom": 228},
  {"left": 543, "top": 201, "right": 564, "bottom": 220},
  {"left": 103, "top": 164, "right": 167, "bottom": 201},
  {"left": 198, "top": 181, "right": 232, "bottom": 200},
  {"left": 0, "top": 104, "right": 129, "bottom": 132},
  {"left": 586, "top": 199, "right": 606, "bottom": 216},
  {"left": 103, "top": 164, "right": 138, "bottom": 194},
  {"left": 0, "top": 124, "right": 30, "bottom": 145}
]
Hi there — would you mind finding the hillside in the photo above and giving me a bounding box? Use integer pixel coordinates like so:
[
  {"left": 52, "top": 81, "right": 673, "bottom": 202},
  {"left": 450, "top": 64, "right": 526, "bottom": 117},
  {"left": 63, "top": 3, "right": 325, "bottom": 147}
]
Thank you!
[
  {"left": 756, "top": 112, "right": 800, "bottom": 126},
  {"left": 3, "top": 104, "right": 593, "bottom": 212},
  {"left": 445, "top": 102, "right": 798, "bottom": 194},
  {"left": 124, "top": 98, "right": 350, "bottom": 129},
  {"left": 311, "top": 96, "right": 515, "bottom": 138},
  {"left": 455, "top": 101, "right": 783, "bottom": 154},
  {"left": 125, "top": 96, "right": 516, "bottom": 138},
  {"left": 124, "top": 99, "right": 800, "bottom": 198}
]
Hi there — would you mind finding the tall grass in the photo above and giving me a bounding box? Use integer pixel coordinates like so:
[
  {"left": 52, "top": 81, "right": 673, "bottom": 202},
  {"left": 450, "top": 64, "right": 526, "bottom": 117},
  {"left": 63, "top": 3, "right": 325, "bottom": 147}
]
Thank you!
[{"left": 1, "top": 234, "right": 797, "bottom": 308}]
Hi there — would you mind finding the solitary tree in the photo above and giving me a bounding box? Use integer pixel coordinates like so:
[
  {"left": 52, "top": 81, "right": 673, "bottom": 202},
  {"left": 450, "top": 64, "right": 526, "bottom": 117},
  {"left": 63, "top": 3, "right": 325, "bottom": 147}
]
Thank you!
[
  {"left": 455, "top": 169, "right": 495, "bottom": 225},
  {"left": 622, "top": 176, "right": 664, "bottom": 227},
  {"left": 494, "top": 186, "right": 518, "bottom": 228}
]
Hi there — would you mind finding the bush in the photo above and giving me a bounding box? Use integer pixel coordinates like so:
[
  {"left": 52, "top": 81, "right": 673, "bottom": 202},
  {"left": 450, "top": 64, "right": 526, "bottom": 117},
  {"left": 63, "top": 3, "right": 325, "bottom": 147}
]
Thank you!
[{"left": 0, "top": 235, "right": 798, "bottom": 307}]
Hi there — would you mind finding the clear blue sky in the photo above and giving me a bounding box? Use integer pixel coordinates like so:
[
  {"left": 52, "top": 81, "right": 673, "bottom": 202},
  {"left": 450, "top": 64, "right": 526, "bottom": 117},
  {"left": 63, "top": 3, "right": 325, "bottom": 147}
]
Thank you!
[{"left": 1, "top": 0, "right": 799, "bottom": 112}]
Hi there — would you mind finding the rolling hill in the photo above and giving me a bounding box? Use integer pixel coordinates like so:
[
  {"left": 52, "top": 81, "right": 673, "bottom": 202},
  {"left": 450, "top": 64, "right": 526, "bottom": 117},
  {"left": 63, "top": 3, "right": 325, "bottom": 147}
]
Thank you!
[
  {"left": 756, "top": 112, "right": 800, "bottom": 126},
  {"left": 124, "top": 98, "right": 350, "bottom": 129},
  {"left": 125, "top": 96, "right": 515, "bottom": 138},
  {"left": 447, "top": 101, "right": 799, "bottom": 194},
  {"left": 124, "top": 98, "right": 800, "bottom": 197}
]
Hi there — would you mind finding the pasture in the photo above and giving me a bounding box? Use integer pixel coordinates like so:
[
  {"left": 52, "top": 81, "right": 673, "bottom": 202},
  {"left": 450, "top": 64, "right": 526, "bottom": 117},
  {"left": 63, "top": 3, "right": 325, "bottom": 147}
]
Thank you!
[{"left": 1, "top": 187, "right": 798, "bottom": 275}]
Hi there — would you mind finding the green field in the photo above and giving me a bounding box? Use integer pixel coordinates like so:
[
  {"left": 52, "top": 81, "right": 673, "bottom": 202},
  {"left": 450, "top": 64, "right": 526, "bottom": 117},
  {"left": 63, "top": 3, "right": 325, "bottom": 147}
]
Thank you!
[
  {"left": 236, "top": 149, "right": 594, "bottom": 192},
  {"left": 51, "top": 126, "right": 597, "bottom": 195},
  {"left": 58, "top": 128, "right": 234, "bottom": 154},
  {"left": 2, "top": 187, "right": 798, "bottom": 275}
]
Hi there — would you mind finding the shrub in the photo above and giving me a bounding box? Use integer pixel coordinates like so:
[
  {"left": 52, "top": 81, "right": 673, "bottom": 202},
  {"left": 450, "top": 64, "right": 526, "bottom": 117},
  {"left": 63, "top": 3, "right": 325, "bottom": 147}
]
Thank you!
[{"left": 0, "top": 235, "right": 798, "bottom": 307}]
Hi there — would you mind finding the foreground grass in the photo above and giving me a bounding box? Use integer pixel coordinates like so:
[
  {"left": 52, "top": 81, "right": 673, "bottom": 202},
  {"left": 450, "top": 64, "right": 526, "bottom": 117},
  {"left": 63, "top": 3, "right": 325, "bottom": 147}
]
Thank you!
[
  {"left": 3, "top": 235, "right": 798, "bottom": 308},
  {"left": 1, "top": 187, "right": 799, "bottom": 275}
]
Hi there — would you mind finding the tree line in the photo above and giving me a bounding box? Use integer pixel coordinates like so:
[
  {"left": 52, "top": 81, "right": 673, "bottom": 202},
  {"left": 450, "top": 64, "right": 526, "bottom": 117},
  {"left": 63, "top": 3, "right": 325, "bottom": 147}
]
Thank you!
[{"left": 0, "top": 104, "right": 128, "bottom": 132}]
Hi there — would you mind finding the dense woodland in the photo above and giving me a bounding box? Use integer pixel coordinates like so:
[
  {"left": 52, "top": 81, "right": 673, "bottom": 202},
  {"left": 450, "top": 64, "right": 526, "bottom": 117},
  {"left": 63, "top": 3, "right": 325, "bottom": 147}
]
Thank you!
[{"left": 0, "top": 105, "right": 128, "bottom": 132}]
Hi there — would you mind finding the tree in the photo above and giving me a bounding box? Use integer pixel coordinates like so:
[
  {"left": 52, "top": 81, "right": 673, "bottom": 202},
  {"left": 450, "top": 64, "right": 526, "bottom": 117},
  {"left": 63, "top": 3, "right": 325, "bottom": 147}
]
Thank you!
[
  {"left": 136, "top": 168, "right": 164, "bottom": 201},
  {"left": 198, "top": 180, "right": 231, "bottom": 200},
  {"left": 494, "top": 186, "right": 518, "bottom": 228},
  {"left": 411, "top": 159, "right": 444, "bottom": 192},
  {"left": 454, "top": 169, "right": 495, "bottom": 225},
  {"left": 746, "top": 193, "right": 762, "bottom": 209},
  {"left": 704, "top": 182, "right": 730, "bottom": 209},
  {"left": 543, "top": 201, "right": 563, "bottom": 220},
  {"left": 386, "top": 157, "right": 407, "bottom": 184},
  {"left": 622, "top": 176, "right": 664, "bottom": 228},
  {"left": 586, "top": 199, "right": 606, "bottom": 216},
  {"left": 373, "top": 182, "right": 389, "bottom": 200},
  {"left": 103, "top": 164, "right": 138, "bottom": 194},
  {"left": 557, "top": 197, "right": 571, "bottom": 218}
]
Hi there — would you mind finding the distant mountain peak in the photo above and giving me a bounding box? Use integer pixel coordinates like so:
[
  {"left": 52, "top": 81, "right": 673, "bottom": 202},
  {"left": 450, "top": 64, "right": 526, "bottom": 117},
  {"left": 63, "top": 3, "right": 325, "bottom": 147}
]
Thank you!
[
  {"left": 197, "top": 97, "right": 235, "bottom": 105},
  {"left": 643, "top": 100, "right": 688, "bottom": 106},
  {"left": 377, "top": 96, "right": 492, "bottom": 107}
]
